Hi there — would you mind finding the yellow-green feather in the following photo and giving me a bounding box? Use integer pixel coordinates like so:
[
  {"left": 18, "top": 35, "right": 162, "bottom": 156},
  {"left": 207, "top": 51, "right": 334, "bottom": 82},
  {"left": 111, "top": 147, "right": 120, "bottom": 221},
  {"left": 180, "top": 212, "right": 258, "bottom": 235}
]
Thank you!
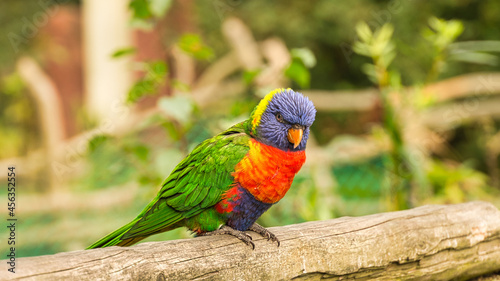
[{"left": 250, "top": 88, "right": 291, "bottom": 134}]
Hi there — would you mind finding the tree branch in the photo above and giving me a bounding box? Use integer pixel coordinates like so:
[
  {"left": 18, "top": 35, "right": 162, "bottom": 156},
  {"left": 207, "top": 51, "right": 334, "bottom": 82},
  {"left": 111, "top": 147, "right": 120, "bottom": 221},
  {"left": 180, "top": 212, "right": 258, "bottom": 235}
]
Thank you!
[{"left": 4, "top": 201, "right": 500, "bottom": 280}]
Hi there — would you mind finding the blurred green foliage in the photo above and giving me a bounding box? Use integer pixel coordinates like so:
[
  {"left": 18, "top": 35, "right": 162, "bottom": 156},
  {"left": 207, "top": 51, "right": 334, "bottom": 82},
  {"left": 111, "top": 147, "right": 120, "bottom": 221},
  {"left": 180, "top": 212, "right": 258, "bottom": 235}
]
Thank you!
[
  {"left": 353, "top": 21, "right": 411, "bottom": 210},
  {"left": 352, "top": 17, "right": 500, "bottom": 211},
  {"left": 333, "top": 156, "right": 386, "bottom": 200},
  {"left": 178, "top": 33, "right": 215, "bottom": 61},
  {"left": 83, "top": 135, "right": 144, "bottom": 190},
  {"left": 353, "top": 22, "right": 396, "bottom": 86},
  {"left": 128, "top": 61, "right": 169, "bottom": 102},
  {"left": 129, "top": 0, "right": 172, "bottom": 29},
  {"left": 0, "top": 73, "right": 39, "bottom": 158},
  {"left": 427, "top": 160, "right": 489, "bottom": 204},
  {"left": 195, "top": 0, "right": 500, "bottom": 88},
  {"left": 285, "top": 48, "right": 317, "bottom": 88},
  {"left": 111, "top": 47, "right": 137, "bottom": 58}
]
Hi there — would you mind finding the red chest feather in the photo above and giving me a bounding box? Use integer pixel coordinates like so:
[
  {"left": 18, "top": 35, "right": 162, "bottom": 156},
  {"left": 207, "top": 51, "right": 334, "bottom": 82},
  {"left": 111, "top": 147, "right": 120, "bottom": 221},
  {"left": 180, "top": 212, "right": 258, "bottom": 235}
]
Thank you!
[{"left": 232, "top": 139, "right": 306, "bottom": 203}]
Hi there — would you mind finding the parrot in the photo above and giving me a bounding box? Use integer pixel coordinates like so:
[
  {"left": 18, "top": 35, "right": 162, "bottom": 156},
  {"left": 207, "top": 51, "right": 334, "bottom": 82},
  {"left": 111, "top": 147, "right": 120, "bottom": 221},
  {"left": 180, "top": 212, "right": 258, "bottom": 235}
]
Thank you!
[{"left": 87, "top": 88, "right": 316, "bottom": 249}]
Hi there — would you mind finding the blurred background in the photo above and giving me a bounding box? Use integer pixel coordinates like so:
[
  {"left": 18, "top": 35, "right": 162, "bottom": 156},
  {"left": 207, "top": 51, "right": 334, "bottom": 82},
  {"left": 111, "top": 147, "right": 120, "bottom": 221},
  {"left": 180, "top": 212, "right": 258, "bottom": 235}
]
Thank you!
[{"left": 1, "top": 0, "right": 500, "bottom": 258}]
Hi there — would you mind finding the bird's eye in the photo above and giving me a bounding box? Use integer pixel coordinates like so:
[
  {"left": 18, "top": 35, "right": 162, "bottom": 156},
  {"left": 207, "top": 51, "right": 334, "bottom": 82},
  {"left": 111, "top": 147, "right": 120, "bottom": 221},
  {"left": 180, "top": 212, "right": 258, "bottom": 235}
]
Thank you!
[{"left": 276, "top": 113, "right": 284, "bottom": 123}]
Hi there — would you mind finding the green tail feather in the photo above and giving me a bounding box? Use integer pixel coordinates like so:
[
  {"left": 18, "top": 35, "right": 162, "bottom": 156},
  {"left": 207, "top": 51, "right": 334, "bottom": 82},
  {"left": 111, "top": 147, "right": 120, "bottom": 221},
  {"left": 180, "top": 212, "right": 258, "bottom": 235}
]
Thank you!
[{"left": 86, "top": 218, "right": 143, "bottom": 249}]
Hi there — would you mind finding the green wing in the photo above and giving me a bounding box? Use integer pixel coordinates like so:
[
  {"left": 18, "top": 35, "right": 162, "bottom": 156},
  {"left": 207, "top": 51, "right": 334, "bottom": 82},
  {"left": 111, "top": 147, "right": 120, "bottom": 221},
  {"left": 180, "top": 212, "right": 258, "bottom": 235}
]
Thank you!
[{"left": 121, "top": 122, "right": 250, "bottom": 239}]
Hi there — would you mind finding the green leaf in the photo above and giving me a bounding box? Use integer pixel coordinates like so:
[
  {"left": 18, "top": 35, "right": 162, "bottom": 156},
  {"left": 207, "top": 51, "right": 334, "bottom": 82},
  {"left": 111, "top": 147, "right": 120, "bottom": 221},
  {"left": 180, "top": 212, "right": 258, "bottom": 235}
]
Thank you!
[
  {"left": 360, "top": 63, "right": 378, "bottom": 84},
  {"left": 129, "top": 0, "right": 152, "bottom": 19},
  {"left": 172, "top": 79, "right": 191, "bottom": 92},
  {"left": 425, "top": 17, "right": 464, "bottom": 50},
  {"left": 375, "top": 24, "right": 394, "bottom": 45},
  {"left": 353, "top": 22, "right": 395, "bottom": 71},
  {"left": 150, "top": 0, "right": 172, "bottom": 18},
  {"left": 444, "top": 20, "right": 464, "bottom": 42},
  {"left": 129, "top": 144, "right": 149, "bottom": 162},
  {"left": 128, "top": 80, "right": 155, "bottom": 102},
  {"left": 129, "top": 18, "right": 155, "bottom": 31},
  {"left": 371, "top": 24, "right": 394, "bottom": 59},
  {"left": 290, "top": 48, "right": 316, "bottom": 68},
  {"left": 87, "top": 135, "right": 111, "bottom": 153},
  {"left": 285, "top": 60, "right": 311, "bottom": 88},
  {"left": 1, "top": 72, "right": 24, "bottom": 96},
  {"left": 444, "top": 183, "right": 465, "bottom": 204},
  {"left": 127, "top": 61, "right": 168, "bottom": 103},
  {"left": 355, "top": 22, "right": 373, "bottom": 43},
  {"left": 388, "top": 70, "right": 402, "bottom": 89},
  {"left": 178, "top": 34, "right": 214, "bottom": 61},
  {"left": 449, "top": 51, "right": 499, "bottom": 66},
  {"left": 138, "top": 174, "right": 160, "bottom": 186},
  {"left": 161, "top": 121, "right": 181, "bottom": 141},
  {"left": 379, "top": 49, "right": 396, "bottom": 69},
  {"left": 352, "top": 42, "right": 371, "bottom": 57},
  {"left": 449, "top": 41, "right": 500, "bottom": 53},
  {"left": 158, "top": 95, "right": 194, "bottom": 125},
  {"left": 243, "top": 69, "right": 261, "bottom": 84},
  {"left": 428, "top": 17, "right": 444, "bottom": 33},
  {"left": 111, "top": 47, "right": 136, "bottom": 58},
  {"left": 146, "top": 61, "right": 168, "bottom": 81}
]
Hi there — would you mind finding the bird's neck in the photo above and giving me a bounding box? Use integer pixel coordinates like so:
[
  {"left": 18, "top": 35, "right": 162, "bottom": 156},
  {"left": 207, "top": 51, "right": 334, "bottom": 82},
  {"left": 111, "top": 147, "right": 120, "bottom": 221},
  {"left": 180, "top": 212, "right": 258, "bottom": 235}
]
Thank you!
[{"left": 232, "top": 139, "right": 306, "bottom": 203}]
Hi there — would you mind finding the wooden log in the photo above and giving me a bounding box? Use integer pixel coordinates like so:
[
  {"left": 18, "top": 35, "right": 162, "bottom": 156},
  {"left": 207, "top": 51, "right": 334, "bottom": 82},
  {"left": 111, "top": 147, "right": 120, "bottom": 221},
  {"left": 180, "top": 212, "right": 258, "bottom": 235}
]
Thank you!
[
  {"left": 222, "top": 17, "right": 263, "bottom": 71},
  {"left": 2, "top": 201, "right": 500, "bottom": 280},
  {"left": 423, "top": 96, "right": 500, "bottom": 130},
  {"left": 422, "top": 72, "right": 500, "bottom": 102},
  {"left": 303, "top": 89, "right": 379, "bottom": 112},
  {"left": 303, "top": 72, "right": 500, "bottom": 112}
]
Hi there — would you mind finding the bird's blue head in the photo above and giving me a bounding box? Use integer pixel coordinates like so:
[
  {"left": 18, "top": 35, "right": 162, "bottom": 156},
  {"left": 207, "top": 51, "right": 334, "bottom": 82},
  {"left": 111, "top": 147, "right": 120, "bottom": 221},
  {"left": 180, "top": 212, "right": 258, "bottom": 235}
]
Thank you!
[{"left": 247, "top": 88, "right": 316, "bottom": 151}]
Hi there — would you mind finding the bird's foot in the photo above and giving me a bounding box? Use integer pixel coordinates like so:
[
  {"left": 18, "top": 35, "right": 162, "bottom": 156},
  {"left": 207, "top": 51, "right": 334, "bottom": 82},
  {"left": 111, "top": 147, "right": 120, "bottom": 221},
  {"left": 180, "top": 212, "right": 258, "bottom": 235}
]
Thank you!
[
  {"left": 249, "top": 223, "right": 280, "bottom": 247},
  {"left": 200, "top": 225, "right": 255, "bottom": 249}
]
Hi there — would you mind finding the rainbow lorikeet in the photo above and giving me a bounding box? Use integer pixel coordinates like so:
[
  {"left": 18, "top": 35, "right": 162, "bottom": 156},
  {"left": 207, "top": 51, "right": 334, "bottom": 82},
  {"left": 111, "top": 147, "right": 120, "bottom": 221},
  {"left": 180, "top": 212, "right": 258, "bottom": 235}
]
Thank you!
[{"left": 87, "top": 88, "right": 316, "bottom": 249}]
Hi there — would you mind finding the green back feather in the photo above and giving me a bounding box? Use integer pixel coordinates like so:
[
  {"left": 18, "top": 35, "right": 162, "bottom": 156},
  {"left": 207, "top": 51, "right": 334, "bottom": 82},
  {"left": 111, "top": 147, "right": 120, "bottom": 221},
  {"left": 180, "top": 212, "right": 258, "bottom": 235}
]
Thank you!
[{"left": 97, "top": 122, "right": 252, "bottom": 244}]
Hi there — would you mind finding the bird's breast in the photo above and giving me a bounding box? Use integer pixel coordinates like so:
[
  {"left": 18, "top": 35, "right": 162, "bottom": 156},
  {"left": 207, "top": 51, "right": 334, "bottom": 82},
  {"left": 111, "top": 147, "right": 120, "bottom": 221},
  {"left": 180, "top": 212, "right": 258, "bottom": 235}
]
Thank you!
[{"left": 232, "top": 139, "right": 306, "bottom": 204}]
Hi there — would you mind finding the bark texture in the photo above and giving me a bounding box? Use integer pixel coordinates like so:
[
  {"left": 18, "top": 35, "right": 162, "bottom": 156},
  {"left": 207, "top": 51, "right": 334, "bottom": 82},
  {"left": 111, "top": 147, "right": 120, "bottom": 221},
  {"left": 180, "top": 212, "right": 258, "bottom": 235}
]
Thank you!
[{"left": 3, "top": 201, "right": 500, "bottom": 281}]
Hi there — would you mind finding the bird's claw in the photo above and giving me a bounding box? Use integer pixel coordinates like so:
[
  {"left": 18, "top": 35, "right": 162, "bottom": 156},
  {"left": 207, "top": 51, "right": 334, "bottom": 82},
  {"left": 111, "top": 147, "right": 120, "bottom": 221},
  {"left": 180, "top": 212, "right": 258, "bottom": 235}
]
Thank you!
[
  {"left": 201, "top": 225, "right": 255, "bottom": 249},
  {"left": 249, "top": 223, "right": 280, "bottom": 247},
  {"left": 200, "top": 224, "right": 280, "bottom": 249}
]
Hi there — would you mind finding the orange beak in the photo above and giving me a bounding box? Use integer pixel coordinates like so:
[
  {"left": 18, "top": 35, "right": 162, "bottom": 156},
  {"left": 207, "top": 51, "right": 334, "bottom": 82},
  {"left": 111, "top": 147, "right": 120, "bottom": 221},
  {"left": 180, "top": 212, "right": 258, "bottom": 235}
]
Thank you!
[{"left": 287, "top": 127, "right": 304, "bottom": 149}]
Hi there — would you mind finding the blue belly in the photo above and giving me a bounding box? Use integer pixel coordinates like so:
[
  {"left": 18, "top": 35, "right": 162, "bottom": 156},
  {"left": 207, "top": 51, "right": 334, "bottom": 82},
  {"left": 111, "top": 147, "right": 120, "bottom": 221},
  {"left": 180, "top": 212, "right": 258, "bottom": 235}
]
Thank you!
[{"left": 226, "top": 186, "right": 273, "bottom": 231}]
